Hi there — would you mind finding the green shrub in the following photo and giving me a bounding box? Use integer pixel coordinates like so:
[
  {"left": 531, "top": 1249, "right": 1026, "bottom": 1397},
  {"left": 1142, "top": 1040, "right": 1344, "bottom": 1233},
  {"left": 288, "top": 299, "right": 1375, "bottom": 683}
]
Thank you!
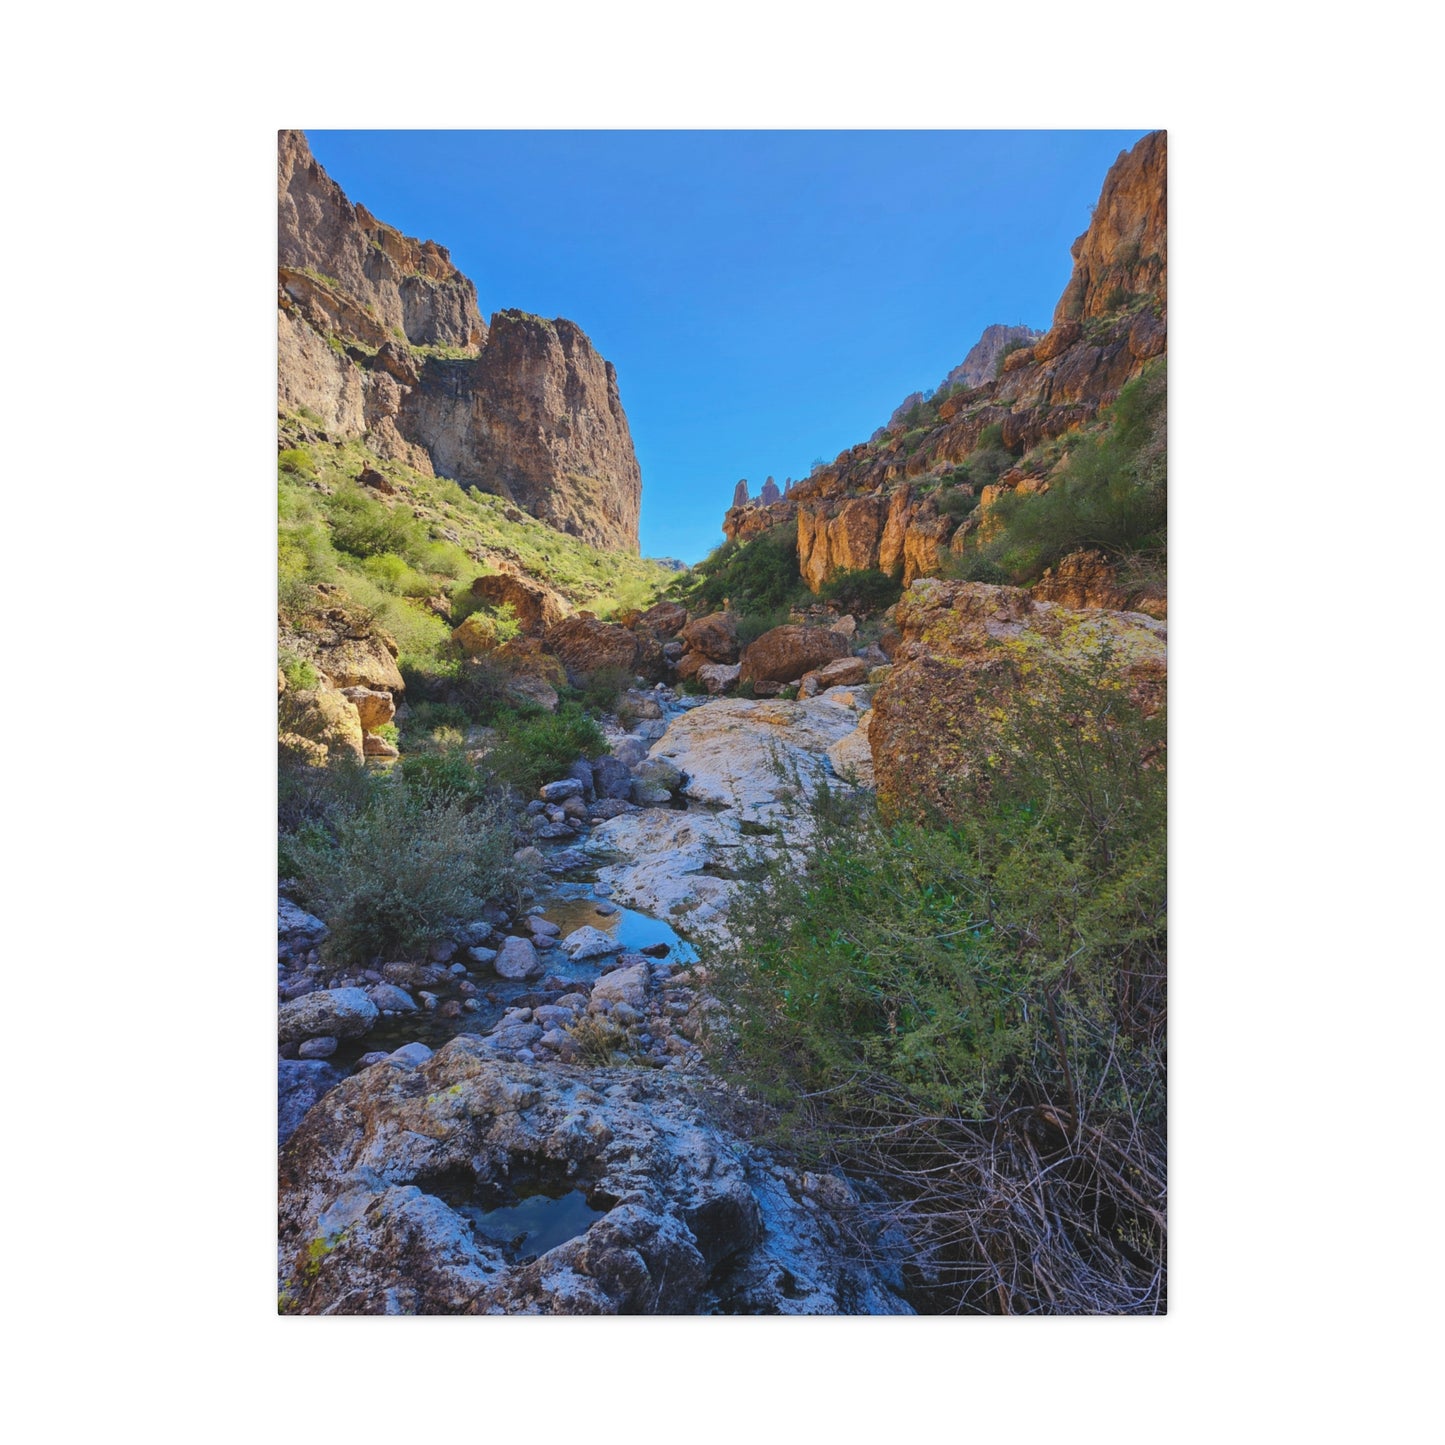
[
  {"left": 491, "top": 703, "right": 605, "bottom": 794},
  {"left": 735, "top": 605, "right": 794, "bottom": 648},
  {"left": 278, "top": 651, "right": 318, "bottom": 691},
  {"left": 399, "top": 745, "right": 490, "bottom": 805},
  {"left": 278, "top": 447, "right": 315, "bottom": 477},
  {"left": 577, "top": 665, "right": 634, "bottom": 714},
  {"left": 818, "top": 567, "right": 903, "bottom": 617},
  {"left": 326, "top": 487, "right": 427, "bottom": 562},
  {"left": 711, "top": 649, "right": 1165, "bottom": 1312},
  {"left": 677, "top": 522, "right": 808, "bottom": 618},
  {"left": 286, "top": 783, "right": 521, "bottom": 964}
]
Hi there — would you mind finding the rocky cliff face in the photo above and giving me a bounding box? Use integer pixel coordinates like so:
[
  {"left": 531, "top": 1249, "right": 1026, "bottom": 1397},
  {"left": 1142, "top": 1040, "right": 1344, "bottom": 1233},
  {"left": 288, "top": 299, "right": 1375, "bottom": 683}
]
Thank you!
[
  {"left": 723, "top": 132, "right": 1166, "bottom": 591},
  {"left": 940, "top": 323, "right": 1044, "bottom": 392},
  {"left": 278, "top": 131, "right": 643, "bottom": 553}
]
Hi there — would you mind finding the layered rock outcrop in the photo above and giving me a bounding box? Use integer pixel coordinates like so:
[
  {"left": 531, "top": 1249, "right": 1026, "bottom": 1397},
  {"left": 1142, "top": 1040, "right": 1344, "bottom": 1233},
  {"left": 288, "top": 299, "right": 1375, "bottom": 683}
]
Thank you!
[{"left": 278, "top": 131, "right": 643, "bottom": 553}]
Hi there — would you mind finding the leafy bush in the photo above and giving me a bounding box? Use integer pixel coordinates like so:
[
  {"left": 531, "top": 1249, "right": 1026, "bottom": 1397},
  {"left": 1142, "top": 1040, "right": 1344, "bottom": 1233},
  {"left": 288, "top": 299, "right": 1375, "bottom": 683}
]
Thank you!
[
  {"left": 326, "top": 487, "right": 428, "bottom": 562},
  {"left": 711, "top": 648, "right": 1165, "bottom": 1312},
  {"left": 677, "top": 522, "right": 808, "bottom": 617},
  {"left": 577, "top": 665, "right": 634, "bottom": 714},
  {"left": 950, "top": 361, "right": 1165, "bottom": 587},
  {"left": 278, "top": 448, "right": 315, "bottom": 477},
  {"left": 286, "top": 783, "right": 522, "bottom": 964},
  {"left": 490, "top": 703, "right": 605, "bottom": 794},
  {"left": 817, "top": 567, "right": 903, "bottom": 617},
  {"left": 735, "top": 605, "right": 794, "bottom": 648},
  {"left": 278, "top": 651, "right": 318, "bottom": 691}
]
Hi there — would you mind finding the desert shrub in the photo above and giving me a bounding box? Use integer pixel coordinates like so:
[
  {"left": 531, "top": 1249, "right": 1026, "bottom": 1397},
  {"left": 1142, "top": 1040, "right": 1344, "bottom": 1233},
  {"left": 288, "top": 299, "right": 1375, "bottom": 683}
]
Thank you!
[
  {"left": 490, "top": 703, "right": 605, "bottom": 794},
  {"left": 577, "top": 665, "right": 634, "bottom": 714},
  {"left": 399, "top": 745, "right": 490, "bottom": 805},
  {"left": 936, "top": 488, "right": 980, "bottom": 522},
  {"left": 286, "top": 783, "right": 521, "bottom": 964},
  {"left": 678, "top": 522, "right": 808, "bottom": 617},
  {"left": 735, "top": 605, "right": 794, "bottom": 648},
  {"left": 278, "top": 447, "right": 315, "bottom": 477},
  {"left": 326, "top": 486, "right": 427, "bottom": 562},
  {"left": 818, "top": 567, "right": 903, "bottom": 617},
  {"left": 711, "top": 649, "right": 1165, "bottom": 1313},
  {"left": 278, "top": 651, "right": 318, "bottom": 691}
]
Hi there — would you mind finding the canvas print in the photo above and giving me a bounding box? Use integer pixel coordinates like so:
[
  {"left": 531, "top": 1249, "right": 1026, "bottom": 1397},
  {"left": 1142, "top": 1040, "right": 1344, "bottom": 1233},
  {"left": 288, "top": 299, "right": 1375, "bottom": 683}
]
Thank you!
[{"left": 276, "top": 128, "right": 1166, "bottom": 1314}]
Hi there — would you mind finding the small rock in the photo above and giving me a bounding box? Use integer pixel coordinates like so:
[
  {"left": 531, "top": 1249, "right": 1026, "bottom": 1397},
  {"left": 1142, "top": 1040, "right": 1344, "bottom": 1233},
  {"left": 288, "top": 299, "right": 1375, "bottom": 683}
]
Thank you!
[
  {"left": 562, "top": 925, "right": 620, "bottom": 961},
  {"left": 540, "top": 779, "right": 584, "bottom": 802},
  {"left": 528, "top": 918, "right": 562, "bottom": 938},
  {"left": 640, "top": 942, "right": 670, "bottom": 958},
  {"left": 419, "top": 992, "right": 440, "bottom": 1011},
  {"left": 297, "top": 1035, "right": 338, "bottom": 1059},
  {"left": 387, "top": 1042, "right": 433, "bottom": 1068},
  {"left": 354, "top": 1051, "right": 391, "bottom": 1070},
  {"left": 494, "top": 936, "right": 543, "bottom": 980},
  {"left": 429, "top": 939, "right": 459, "bottom": 964},
  {"left": 367, "top": 983, "right": 418, "bottom": 1013},
  {"left": 468, "top": 946, "right": 498, "bottom": 966},
  {"left": 594, "top": 901, "right": 619, "bottom": 917}
]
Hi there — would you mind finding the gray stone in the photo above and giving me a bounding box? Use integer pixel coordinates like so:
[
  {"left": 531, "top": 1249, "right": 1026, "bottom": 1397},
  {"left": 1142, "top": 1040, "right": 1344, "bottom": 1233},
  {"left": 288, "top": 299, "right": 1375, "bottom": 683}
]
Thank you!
[
  {"left": 367, "top": 983, "right": 419, "bottom": 1014},
  {"left": 279, "top": 896, "right": 327, "bottom": 950},
  {"left": 633, "top": 757, "right": 684, "bottom": 792},
  {"left": 494, "top": 936, "right": 543, "bottom": 980},
  {"left": 562, "top": 925, "right": 621, "bottom": 961},
  {"left": 589, "top": 961, "right": 649, "bottom": 1011},
  {"left": 594, "top": 901, "right": 619, "bottom": 917},
  {"left": 278, "top": 988, "right": 379, "bottom": 1045},
  {"left": 429, "top": 939, "right": 459, "bottom": 964},
  {"left": 631, "top": 781, "right": 673, "bottom": 807},
  {"left": 386, "top": 1042, "right": 433, "bottom": 1068},
  {"left": 528, "top": 918, "right": 562, "bottom": 938},
  {"left": 566, "top": 760, "right": 596, "bottom": 798},
  {"left": 298, "top": 1035, "right": 338, "bottom": 1060},
  {"left": 592, "top": 756, "right": 634, "bottom": 800},
  {"left": 468, "top": 946, "right": 498, "bottom": 966},
  {"left": 540, "top": 779, "right": 584, "bottom": 802},
  {"left": 354, "top": 1052, "right": 391, "bottom": 1070},
  {"left": 590, "top": 798, "right": 639, "bottom": 820},
  {"left": 611, "top": 736, "right": 648, "bottom": 767},
  {"left": 278, "top": 1057, "right": 340, "bottom": 1147}
]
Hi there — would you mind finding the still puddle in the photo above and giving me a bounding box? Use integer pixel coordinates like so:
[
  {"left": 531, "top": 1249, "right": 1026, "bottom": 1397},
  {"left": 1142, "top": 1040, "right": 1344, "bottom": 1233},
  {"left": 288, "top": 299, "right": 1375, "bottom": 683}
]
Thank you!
[
  {"left": 539, "top": 884, "right": 699, "bottom": 965},
  {"left": 457, "top": 1188, "right": 606, "bottom": 1260}
]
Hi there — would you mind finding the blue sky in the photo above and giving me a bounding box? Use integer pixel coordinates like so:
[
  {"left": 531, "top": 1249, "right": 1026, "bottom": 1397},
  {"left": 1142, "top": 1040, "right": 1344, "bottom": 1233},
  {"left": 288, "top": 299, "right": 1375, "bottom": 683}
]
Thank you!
[{"left": 307, "top": 129, "right": 1149, "bottom": 563}]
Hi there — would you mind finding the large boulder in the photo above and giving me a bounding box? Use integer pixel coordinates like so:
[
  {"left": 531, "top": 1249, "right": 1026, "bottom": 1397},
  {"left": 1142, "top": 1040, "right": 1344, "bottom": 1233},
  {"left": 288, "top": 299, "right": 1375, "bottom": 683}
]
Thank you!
[
  {"left": 278, "top": 987, "right": 380, "bottom": 1045},
  {"left": 277, "top": 1047, "right": 913, "bottom": 1315},
  {"left": 869, "top": 579, "right": 1166, "bottom": 821},
  {"left": 279, "top": 896, "right": 328, "bottom": 954},
  {"left": 739, "top": 626, "right": 849, "bottom": 685},
  {"left": 635, "top": 600, "right": 688, "bottom": 637},
  {"left": 281, "top": 603, "right": 406, "bottom": 693},
  {"left": 341, "top": 686, "right": 395, "bottom": 732},
  {"left": 680, "top": 612, "right": 739, "bottom": 664},
  {"left": 470, "top": 573, "right": 570, "bottom": 636},
  {"left": 543, "top": 616, "right": 640, "bottom": 684},
  {"left": 278, "top": 688, "right": 364, "bottom": 765},
  {"left": 799, "top": 656, "right": 868, "bottom": 695}
]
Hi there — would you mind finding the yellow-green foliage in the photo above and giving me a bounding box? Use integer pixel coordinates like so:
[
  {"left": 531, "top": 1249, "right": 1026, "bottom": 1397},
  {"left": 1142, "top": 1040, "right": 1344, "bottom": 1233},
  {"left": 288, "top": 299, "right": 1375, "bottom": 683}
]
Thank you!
[{"left": 277, "top": 428, "right": 675, "bottom": 680}]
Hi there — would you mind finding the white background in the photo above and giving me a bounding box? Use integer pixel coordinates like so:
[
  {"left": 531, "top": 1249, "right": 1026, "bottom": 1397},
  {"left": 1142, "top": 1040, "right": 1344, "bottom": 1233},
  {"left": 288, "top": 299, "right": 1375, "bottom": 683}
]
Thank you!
[{"left": 3, "top": 2, "right": 1439, "bottom": 1439}]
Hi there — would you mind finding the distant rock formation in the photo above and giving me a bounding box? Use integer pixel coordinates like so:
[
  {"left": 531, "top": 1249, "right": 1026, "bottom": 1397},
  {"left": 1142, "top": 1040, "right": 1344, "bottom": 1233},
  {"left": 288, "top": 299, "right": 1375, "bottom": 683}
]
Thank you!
[
  {"left": 760, "top": 476, "right": 781, "bottom": 505},
  {"left": 732, "top": 479, "right": 750, "bottom": 508},
  {"left": 277, "top": 130, "right": 643, "bottom": 553},
  {"left": 940, "top": 323, "right": 1044, "bottom": 392}
]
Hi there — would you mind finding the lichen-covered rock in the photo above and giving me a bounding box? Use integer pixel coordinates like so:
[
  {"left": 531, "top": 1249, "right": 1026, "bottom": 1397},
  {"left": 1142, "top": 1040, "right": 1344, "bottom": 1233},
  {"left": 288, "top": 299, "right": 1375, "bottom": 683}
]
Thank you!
[
  {"left": 279, "top": 896, "right": 328, "bottom": 953},
  {"left": 278, "top": 1046, "right": 912, "bottom": 1315},
  {"left": 697, "top": 662, "right": 741, "bottom": 694},
  {"left": 740, "top": 626, "right": 849, "bottom": 685},
  {"left": 635, "top": 600, "right": 688, "bottom": 637},
  {"left": 340, "top": 685, "right": 395, "bottom": 733},
  {"left": 562, "top": 926, "right": 621, "bottom": 962},
  {"left": 869, "top": 579, "right": 1166, "bottom": 820}
]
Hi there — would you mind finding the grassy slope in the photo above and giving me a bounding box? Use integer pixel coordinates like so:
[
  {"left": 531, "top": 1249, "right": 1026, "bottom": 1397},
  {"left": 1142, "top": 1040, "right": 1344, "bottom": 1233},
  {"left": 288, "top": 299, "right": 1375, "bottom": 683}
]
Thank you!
[{"left": 278, "top": 415, "right": 675, "bottom": 680}]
